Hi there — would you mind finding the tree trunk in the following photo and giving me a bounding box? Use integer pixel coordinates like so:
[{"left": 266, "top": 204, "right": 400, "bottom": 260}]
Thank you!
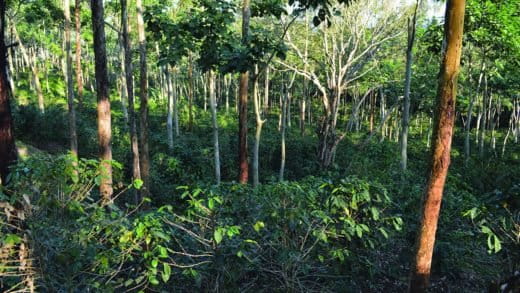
[
  {"left": 209, "top": 70, "right": 221, "bottom": 185},
  {"left": 188, "top": 52, "right": 194, "bottom": 131},
  {"left": 317, "top": 86, "right": 343, "bottom": 169},
  {"left": 279, "top": 82, "right": 287, "bottom": 182},
  {"left": 75, "top": 0, "right": 83, "bottom": 107},
  {"left": 173, "top": 69, "right": 179, "bottom": 137},
  {"left": 464, "top": 62, "right": 485, "bottom": 165},
  {"left": 166, "top": 67, "right": 174, "bottom": 149},
  {"left": 64, "top": 0, "right": 78, "bottom": 157},
  {"left": 121, "top": 0, "right": 141, "bottom": 202},
  {"left": 12, "top": 23, "right": 44, "bottom": 113},
  {"left": 137, "top": 0, "right": 150, "bottom": 199},
  {"left": 400, "top": 2, "right": 418, "bottom": 171},
  {"left": 253, "top": 65, "right": 265, "bottom": 186},
  {"left": 478, "top": 74, "right": 488, "bottom": 157},
  {"left": 0, "top": 0, "right": 16, "bottom": 186},
  {"left": 91, "top": 0, "right": 113, "bottom": 201},
  {"left": 263, "top": 67, "right": 269, "bottom": 113},
  {"left": 409, "top": 0, "right": 465, "bottom": 291},
  {"left": 238, "top": 0, "right": 250, "bottom": 184}
]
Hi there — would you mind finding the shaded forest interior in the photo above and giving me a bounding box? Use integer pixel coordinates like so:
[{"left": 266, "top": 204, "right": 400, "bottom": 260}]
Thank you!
[{"left": 0, "top": 0, "right": 519, "bottom": 292}]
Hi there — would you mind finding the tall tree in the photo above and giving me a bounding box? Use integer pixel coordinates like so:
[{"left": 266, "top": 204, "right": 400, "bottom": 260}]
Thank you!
[
  {"left": 64, "top": 0, "right": 78, "bottom": 157},
  {"left": 0, "top": 0, "right": 16, "bottom": 186},
  {"left": 121, "top": 0, "right": 141, "bottom": 201},
  {"left": 252, "top": 65, "right": 266, "bottom": 186},
  {"left": 75, "top": 0, "right": 83, "bottom": 107},
  {"left": 136, "top": 0, "right": 150, "bottom": 198},
  {"left": 238, "top": 0, "right": 250, "bottom": 184},
  {"left": 91, "top": 0, "right": 113, "bottom": 201},
  {"left": 399, "top": 0, "right": 419, "bottom": 171},
  {"left": 209, "top": 70, "right": 221, "bottom": 184},
  {"left": 409, "top": 0, "right": 465, "bottom": 290}
]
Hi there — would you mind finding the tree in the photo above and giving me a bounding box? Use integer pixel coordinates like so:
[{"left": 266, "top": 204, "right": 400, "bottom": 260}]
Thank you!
[
  {"left": 238, "top": 0, "right": 251, "bottom": 184},
  {"left": 75, "top": 0, "right": 83, "bottom": 107},
  {"left": 278, "top": 1, "right": 406, "bottom": 168},
  {"left": 91, "top": 0, "right": 113, "bottom": 201},
  {"left": 0, "top": 0, "right": 16, "bottom": 186},
  {"left": 409, "top": 0, "right": 465, "bottom": 290},
  {"left": 136, "top": 0, "right": 150, "bottom": 199},
  {"left": 209, "top": 70, "right": 221, "bottom": 184},
  {"left": 121, "top": 0, "right": 141, "bottom": 202},
  {"left": 399, "top": 0, "right": 419, "bottom": 171},
  {"left": 64, "top": 0, "right": 78, "bottom": 158}
]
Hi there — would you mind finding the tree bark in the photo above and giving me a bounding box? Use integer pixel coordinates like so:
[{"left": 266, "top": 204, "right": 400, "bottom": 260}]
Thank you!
[
  {"left": 0, "top": 0, "right": 16, "bottom": 186},
  {"left": 238, "top": 0, "right": 250, "bottom": 184},
  {"left": 75, "top": 0, "right": 83, "bottom": 107},
  {"left": 188, "top": 52, "right": 194, "bottom": 131},
  {"left": 209, "top": 70, "right": 221, "bottom": 185},
  {"left": 399, "top": 1, "right": 418, "bottom": 171},
  {"left": 137, "top": 0, "right": 150, "bottom": 199},
  {"left": 253, "top": 65, "right": 265, "bottom": 186},
  {"left": 166, "top": 67, "right": 174, "bottom": 149},
  {"left": 409, "top": 0, "right": 465, "bottom": 291},
  {"left": 64, "top": 0, "right": 78, "bottom": 158},
  {"left": 279, "top": 81, "right": 287, "bottom": 182},
  {"left": 91, "top": 0, "right": 113, "bottom": 201},
  {"left": 121, "top": 0, "right": 141, "bottom": 202}
]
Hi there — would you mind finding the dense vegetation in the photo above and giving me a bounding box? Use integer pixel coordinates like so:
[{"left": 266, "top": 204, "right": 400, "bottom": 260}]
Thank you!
[{"left": 0, "top": 0, "right": 519, "bottom": 292}]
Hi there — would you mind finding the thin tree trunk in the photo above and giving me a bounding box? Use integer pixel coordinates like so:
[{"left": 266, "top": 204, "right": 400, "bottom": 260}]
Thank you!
[
  {"left": 263, "top": 67, "right": 269, "bottom": 113},
  {"left": 0, "top": 0, "right": 16, "bottom": 185},
  {"left": 12, "top": 23, "right": 44, "bottom": 113},
  {"left": 118, "top": 35, "right": 129, "bottom": 123},
  {"left": 173, "top": 69, "right": 179, "bottom": 137},
  {"left": 409, "top": 0, "right": 465, "bottom": 290},
  {"left": 137, "top": 0, "right": 150, "bottom": 199},
  {"left": 478, "top": 74, "right": 488, "bottom": 157},
  {"left": 464, "top": 62, "right": 485, "bottom": 165},
  {"left": 209, "top": 70, "right": 220, "bottom": 184},
  {"left": 188, "top": 52, "right": 194, "bottom": 131},
  {"left": 64, "top": 0, "right": 78, "bottom": 159},
  {"left": 225, "top": 74, "right": 230, "bottom": 113},
  {"left": 166, "top": 67, "right": 174, "bottom": 149},
  {"left": 91, "top": 0, "right": 113, "bottom": 201},
  {"left": 238, "top": 0, "right": 250, "bottom": 184},
  {"left": 400, "top": 1, "right": 419, "bottom": 171},
  {"left": 121, "top": 0, "right": 141, "bottom": 201},
  {"left": 253, "top": 65, "right": 265, "bottom": 186},
  {"left": 75, "top": 0, "right": 83, "bottom": 107},
  {"left": 279, "top": 81, "right": 287, "bottom": 182}
]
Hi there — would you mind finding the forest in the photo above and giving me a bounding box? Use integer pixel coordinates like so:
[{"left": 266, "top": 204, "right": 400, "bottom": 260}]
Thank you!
[{"left": 0, "top": 0, "right": 519, "bottom": 291}]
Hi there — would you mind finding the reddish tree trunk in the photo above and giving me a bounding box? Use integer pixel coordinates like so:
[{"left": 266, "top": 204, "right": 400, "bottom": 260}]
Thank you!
[
  {"left": 91, "top": 0, "right": 113, "bottom": 201},
  {"left": 0, "top": 0, "right": 16, "bottom": 185},
  {"left": 238, "top": 0, "right": 250, "bottom": 184},
  {"left": 409, "top": 0, "right": 465, "bottom": 291}
]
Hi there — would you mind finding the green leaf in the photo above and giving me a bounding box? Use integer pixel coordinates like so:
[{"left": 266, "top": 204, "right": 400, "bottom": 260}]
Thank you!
[
  {"left": 493, "top": 235, "right": 502, "bottom": 253},
  {"left": 162, "top": 263, "right": 171, "bottom": 283},
  {"left": 253, "top": 221, "right": 265, "bottom": 232},
  {"left": 3, "top": 234, "right": 22, "bottom": 245},
  {"left": 133, "top": 179, "right": 144, "bottom": 190},
  {"left": 214, "top": 229, "right": 223, "bottom": 244},
  {"left": 151, "top": 258, "right": 159, "bottom": 268},
  {"left": 124, "top": 279, "right": 134, "bottom": 287}
]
